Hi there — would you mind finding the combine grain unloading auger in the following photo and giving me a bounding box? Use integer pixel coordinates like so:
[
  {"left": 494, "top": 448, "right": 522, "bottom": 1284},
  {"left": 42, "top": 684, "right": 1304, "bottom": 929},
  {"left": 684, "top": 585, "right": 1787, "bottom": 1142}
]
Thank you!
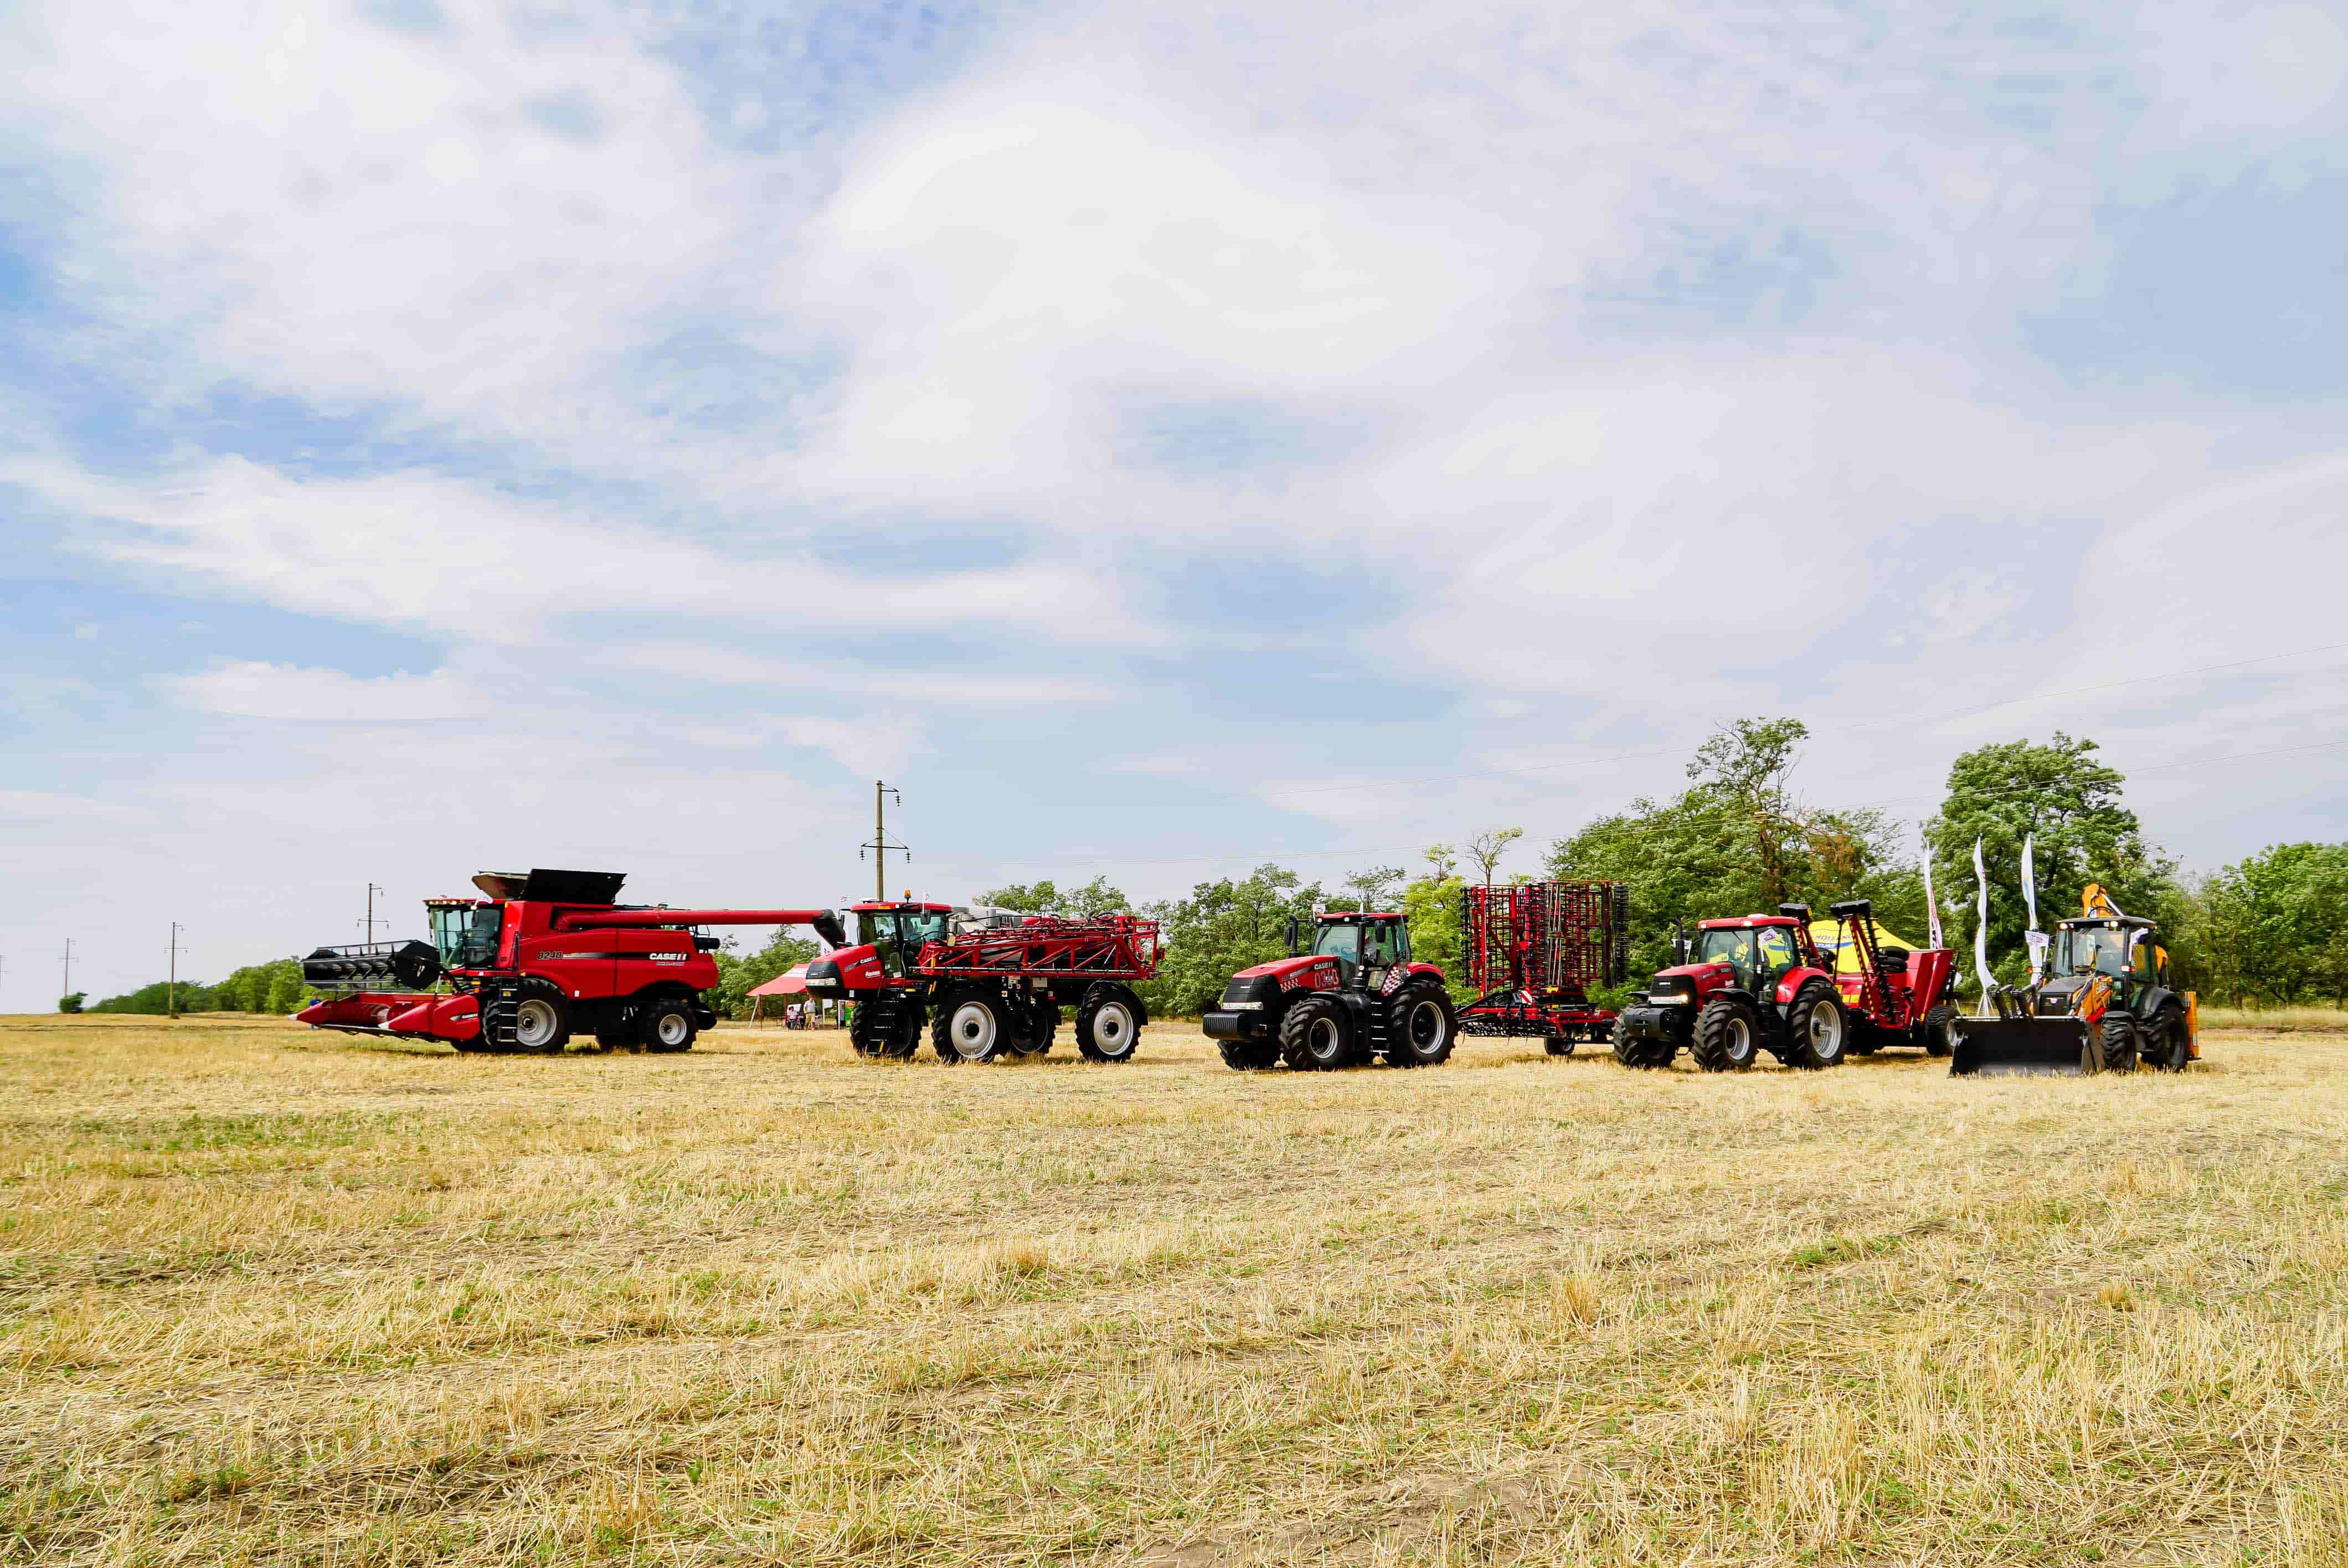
[{"left": 1948, "top": 885, "right": 2198, "bottom": 1076}]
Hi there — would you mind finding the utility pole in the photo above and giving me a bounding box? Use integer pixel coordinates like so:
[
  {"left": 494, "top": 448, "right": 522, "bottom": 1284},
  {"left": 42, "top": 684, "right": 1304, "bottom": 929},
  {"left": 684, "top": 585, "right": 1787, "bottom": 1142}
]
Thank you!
[
  {"left": 168, "top": 923, "right": 184, "bottom": 1018},
  {"left": 61, "top": 938, "right": 72, "bottom": 1003},
  {"left": 365, "top": 883, "right": 385, "bottom": 945},
  {"left": 859, "top": 780, "right": 908, "bottom": 902}
]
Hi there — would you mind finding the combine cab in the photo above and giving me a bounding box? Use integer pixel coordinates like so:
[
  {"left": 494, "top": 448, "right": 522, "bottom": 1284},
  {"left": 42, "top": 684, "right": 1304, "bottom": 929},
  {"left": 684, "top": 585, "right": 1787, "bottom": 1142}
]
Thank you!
[
  {"left": 296, "top": 869, "right": 842, "bottom": 1054},
  {"left": 803, "top": 902, "right": 1161, "bottom": 1064},
  {"left": 1203, "top": 910, "right": 1457, "bottom": 1070},
  {"left": 1456, "top": 880, "right": 1628, "bottom": 1055},
  {"left": 1950, "top": 900, "right": 2198, "bottom": 1076}
]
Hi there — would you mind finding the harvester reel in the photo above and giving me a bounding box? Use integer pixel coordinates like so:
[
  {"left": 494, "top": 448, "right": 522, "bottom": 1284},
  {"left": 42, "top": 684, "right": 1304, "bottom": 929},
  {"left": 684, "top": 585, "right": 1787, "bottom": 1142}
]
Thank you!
[{"left": 1075, "top": 988, "right": 1140, "bottom": 1062}]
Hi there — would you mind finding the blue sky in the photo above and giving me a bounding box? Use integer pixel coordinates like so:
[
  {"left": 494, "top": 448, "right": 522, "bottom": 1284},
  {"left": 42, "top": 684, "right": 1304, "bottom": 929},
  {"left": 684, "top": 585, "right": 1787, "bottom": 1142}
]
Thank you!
[{"left": 3, "top": 0, "right": 2346, "bottom": 1004}]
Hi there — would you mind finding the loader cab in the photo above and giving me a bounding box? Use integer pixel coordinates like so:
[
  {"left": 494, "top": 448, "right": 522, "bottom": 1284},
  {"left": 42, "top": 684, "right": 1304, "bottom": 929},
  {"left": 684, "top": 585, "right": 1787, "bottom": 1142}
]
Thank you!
[
  {"left": 2052, "top": 917, "right": 2165, "bottom": 988},
  {"left": 426, "top": 899, "right": 503, "bottom": 972}
]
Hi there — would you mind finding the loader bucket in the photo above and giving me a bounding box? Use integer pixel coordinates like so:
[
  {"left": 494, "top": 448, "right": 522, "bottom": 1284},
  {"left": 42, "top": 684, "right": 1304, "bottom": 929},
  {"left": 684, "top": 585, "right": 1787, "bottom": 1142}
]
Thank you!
[{"left": 1948, "top": 1015, "right": 2095, "bottom": 1076}]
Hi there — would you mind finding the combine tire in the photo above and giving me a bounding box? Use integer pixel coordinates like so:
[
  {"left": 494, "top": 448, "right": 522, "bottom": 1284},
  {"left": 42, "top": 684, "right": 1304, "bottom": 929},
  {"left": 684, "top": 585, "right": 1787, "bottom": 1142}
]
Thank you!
[
  {"left": 2097, "top": 1012, "right": 2140, "bottom": 1074},
  {"left": 1917, "top": 1003, "right": 1960, "bottom": 1058},
  {"left": 1544, "top": 1033, "right": 1577, "bottom": 1058},
  {"left": 512, "top": 981, "right": 570, "bottom": 1054},
  {"left": 1782, "top": 981, "right": 1848, "bottom": 1070},
  {"left": 1384, "top": 987, "right": 1458, "bottom": 1067},
  {"left": 935, "top": 992, "right": 1008, "bottom": 1064},
  {"left": 1690, "top": 996, "right": 1762, "bottom": 1072},
  {"left": 1280, "top": 994, "right": 1355, "bottom": 1070},
  {"left": 2143, "top": 1004, "right": 2191, "bottom": 1071},
  {"left": 640, "top": 996, "right": 698, "bottom": 1054},
  {"left": 1219, "top": 1037, "right": 1281, "bottom": 1070},
  {"left": 1075, "top": 989, "right": 1141, "bottom": 1062}
]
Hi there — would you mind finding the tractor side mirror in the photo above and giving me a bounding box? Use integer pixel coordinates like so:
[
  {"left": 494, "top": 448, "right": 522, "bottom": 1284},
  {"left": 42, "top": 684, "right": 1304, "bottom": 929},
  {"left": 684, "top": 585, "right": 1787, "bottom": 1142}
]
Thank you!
[
  {"left": 1674, "top": 929, "right": 1692, "bottom": 963},
  {"left": 1284, "top": 916, "right": 1300, "bottom": 955}
]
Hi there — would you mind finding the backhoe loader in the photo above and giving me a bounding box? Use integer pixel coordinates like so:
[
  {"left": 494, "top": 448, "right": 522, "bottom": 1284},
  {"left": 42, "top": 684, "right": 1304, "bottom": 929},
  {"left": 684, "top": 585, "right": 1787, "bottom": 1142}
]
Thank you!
[{"left": 1948, "top": 885, "right": 2198, "bottom": 1076}]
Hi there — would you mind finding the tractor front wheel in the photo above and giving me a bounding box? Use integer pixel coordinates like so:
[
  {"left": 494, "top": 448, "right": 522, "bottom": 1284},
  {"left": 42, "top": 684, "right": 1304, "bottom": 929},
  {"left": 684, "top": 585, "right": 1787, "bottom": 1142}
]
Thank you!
[
  {"left": 1219, "top": 1036, "right": 1281, "bottom": 1070},
  {"left": 2097, "top": 1012, "right": 2140, "bottom": 1074},
  {"left": 1280, "top": 994, "right": 1356, "bottom": 1070},
  {"left": 1783, "top": 982, "right": 1848, "bottom": 1070},
  {"left": 1690, "top": 997, "right": 1762, "bottom": 1072},
  {"left": 1614, "top": 1031, "right": 1676, "bottom": 1069}
]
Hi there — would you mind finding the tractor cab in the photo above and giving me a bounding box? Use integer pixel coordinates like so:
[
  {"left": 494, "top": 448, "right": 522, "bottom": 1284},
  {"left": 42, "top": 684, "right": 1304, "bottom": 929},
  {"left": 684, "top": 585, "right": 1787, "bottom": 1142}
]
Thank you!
[
  {"left": 1288, "top": 911, "right": 1410, "bottom": 990},
  {"left": 1676, "top": 916, "right": 1811, "bottom": 994}
]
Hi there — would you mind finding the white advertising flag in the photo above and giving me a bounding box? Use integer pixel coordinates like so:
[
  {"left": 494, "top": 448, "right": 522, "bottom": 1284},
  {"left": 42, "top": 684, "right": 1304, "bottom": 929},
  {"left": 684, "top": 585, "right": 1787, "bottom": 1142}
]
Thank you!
[{"left": 1972, "top": 837, "right": 1996, "bottom": 997}]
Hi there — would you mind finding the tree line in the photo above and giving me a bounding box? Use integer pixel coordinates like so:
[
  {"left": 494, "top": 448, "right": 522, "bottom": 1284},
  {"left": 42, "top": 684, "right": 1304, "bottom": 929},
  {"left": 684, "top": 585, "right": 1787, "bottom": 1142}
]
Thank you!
[{"left": 69, "top": 721, "right": 2346, "bottom": 1015}]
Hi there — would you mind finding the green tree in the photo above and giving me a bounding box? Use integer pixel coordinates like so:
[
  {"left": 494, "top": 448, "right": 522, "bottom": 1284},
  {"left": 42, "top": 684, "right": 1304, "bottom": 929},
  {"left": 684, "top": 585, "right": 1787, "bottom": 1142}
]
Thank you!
[
  {"left": 1137, "top": 863, "right": 1324, "bottom": 1018},
  {"left": 91, "top": 980, "right": 219, "bottom": 1014},
  {"left": 2193, "top": 842, "right": 2348, "bottom": 1005},
  {"left": 1924, "top": 733, "right": 2174, "bottom": 982},
  {"left": 1341, "top": 865, "right": 1407, "bottom": 910},
  {"left": 1465, "top": 827, "right": 1523, "bottom": 889},
  {"left": 976, "top": 876, "right": 1131, "bottom": 919},
  {"left": 58, "top": 993, "right": 84, "bottom": 1014},
  {"left": 1399, "top": 843, "right": 1470, "bottom": 1002}
]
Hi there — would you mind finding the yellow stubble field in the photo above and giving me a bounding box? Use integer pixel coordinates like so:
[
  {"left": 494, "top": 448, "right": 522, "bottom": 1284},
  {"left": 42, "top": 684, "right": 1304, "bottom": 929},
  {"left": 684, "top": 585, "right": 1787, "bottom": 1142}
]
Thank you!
[{"left": 4, "top": 1012, "right": 2347, "bottom": 1566}]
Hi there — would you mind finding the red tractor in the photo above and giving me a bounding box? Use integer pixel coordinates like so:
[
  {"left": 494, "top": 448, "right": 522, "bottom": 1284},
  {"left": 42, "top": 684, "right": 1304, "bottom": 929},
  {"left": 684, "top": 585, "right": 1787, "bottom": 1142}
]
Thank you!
[
  {"left": 1611, "top": 898, "right": 1955, "bottom": 1071},
  {"left": 1456, "top": 880, "right": 1629, "bottom": 1056},
  {"left": 802, "top": 900, "right": 1161, "bottom": 1064},
  {"left": 1203, "top": 910, "right": 1457, "bottom": 1070},
  {"left": 296, "top": 868, "right": 844, "bottom": 1054}
]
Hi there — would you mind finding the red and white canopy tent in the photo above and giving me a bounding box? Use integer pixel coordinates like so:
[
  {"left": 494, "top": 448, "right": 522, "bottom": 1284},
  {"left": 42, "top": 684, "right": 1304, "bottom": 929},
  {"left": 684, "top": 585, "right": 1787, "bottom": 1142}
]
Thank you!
[{"left": 748, "top": 964, "right": 821, "bottom": 1023}]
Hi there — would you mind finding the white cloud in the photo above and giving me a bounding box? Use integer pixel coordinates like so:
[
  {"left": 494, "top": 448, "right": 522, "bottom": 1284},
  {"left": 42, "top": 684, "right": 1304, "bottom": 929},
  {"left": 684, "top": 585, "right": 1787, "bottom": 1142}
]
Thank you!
[{"left": 168, "top": 661, "right": 487, "bottom": 721}]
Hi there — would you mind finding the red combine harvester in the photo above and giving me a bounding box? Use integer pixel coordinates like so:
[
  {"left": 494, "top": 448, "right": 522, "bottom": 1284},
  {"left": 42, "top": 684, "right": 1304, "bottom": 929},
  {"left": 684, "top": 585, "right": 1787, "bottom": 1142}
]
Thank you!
[
  {"left": 296, "top": 868, "right": 844, "bottom": 1054},
  {"left": 1611, "top": 898, "right": 1954, "bottom": 1071},
  {"left": 1202, "top": 909, "right": 1456, "bottom": 1070},
  {"left": 802, "top": 901, "right": 1162, "bottom": 1064},
  {"left": 1456, "top": 880, "right": 1629, "bottom": 1056}
]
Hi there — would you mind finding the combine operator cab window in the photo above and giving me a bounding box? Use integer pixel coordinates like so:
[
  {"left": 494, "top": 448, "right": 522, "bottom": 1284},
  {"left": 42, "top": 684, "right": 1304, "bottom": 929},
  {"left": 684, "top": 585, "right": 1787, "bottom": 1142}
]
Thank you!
[
  {"left": 1691, "top": 928, "right": 1762, "bottom": 989},
  {"left": 430, "top": 905, "right": 502, "bottom": 970}
]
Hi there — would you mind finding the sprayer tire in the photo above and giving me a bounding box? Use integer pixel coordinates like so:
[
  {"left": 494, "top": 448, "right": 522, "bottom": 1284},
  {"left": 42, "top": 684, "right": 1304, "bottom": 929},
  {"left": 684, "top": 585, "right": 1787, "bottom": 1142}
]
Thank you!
[
  {"left": 1690, "top": 996, "right": 1763, "bottom": 1072},
  {"left": 935, "top": 991, "right": 1008, "bottom": 1064},
  {"left": 2097, "top": 1012, "right": 2141, "bottom": 1074},
  {"left": 1782, "top": 982, "right": 1849, "bottom": 1070},
  {"left": 1075, "top": 989, "right": 1142, "bottom": 1062},
  {"left": 1015, "top": 1000, "right": 1060, "bottom": 1056},
  {"left": 1917, "top": 1003, "right": 1960, "bottom": 1058}
]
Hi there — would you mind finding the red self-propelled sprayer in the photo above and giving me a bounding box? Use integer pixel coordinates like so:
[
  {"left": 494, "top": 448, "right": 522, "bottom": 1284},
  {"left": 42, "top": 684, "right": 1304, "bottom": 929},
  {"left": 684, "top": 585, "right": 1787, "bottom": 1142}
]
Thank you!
[{"left": 296, "top": 868, "right": 845, "bottom": 1054}]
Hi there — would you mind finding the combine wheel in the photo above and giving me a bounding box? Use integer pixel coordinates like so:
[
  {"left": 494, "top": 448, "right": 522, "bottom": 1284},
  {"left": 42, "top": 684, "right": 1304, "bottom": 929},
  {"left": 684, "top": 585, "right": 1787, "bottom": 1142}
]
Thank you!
[
  {"left": 1279, "top": 994, "right": 1355, "bottom": 1070},
  {"left": 1782, "top": 982, "right": 1848, "bottom": 1070},
  {"left": 1917, "top": 1003, "right": 1959, "bottom": 1058},
  {"left": 935, "top": 992, "right": 1008, "bottom": 1064},
  {"left": 1218, "top": 1037, "right": 1281, "bottom": 1071},
  {"left": 2142, "top": 1004, "right": 2191, "bottom": 1071},
  {"left": 1383, "top": 986, "right": 1458, "bottom": 1067},
  {"left": 640, "top": 996, "right": 698, "bottom": 1054},
  {"left": 2097, "top": 1012, "right": 2140, "bottom": 1074},
  {"left": 1075, "top": 988, "right": 1141, "bottom": 1063},
  {"left": 1690, "top": 997, "right": 1762, "bottom": 1072},
  {"left": 513, "top": 981, "right": 570, "bottom": 1054},
  {"left": 1544, "top": 1032, "right": 1577, "bottom": 1058}
]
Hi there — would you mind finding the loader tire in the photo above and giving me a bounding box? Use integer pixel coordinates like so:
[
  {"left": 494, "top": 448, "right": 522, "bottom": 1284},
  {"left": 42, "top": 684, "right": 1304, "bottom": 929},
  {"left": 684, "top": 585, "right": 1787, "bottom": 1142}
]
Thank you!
[
  {"left": 2142, "top": 1004, "right": 2191, "bottom": 1072},
  {"left": 1782, "top": 981, "right": 1849, "bottom": 1070},
  {"left": 512, "top": 981, "right": 570, "bottom": 1054},
  {"left": 935, "top": 991, "right": 1008, "bottom": 1064},
  {"left": 1075, "top": 989, "right": 1141, "bottom": 1062},
  {"left": 1280, "top": 994, "right": 1355, "bottom": 1071},
  {"left": 1384, "top": 986, "right": 1458, "bottom": 1067},
  {"left": 1218, "top": 1036, "right": 1281, "bottom": 1071},
  {"left": 639, "top": 996, "right": 698, "bottom": 1053},
  {"left": 2097, "top": 1011, "right": 2140, "bottom": 1074},
  {"left": 1690, "top": 996, "right": 1763, "bottom": 1072},
  {"left": 1917, "top": 1003, "right": 1960, "bottom": 1058}
]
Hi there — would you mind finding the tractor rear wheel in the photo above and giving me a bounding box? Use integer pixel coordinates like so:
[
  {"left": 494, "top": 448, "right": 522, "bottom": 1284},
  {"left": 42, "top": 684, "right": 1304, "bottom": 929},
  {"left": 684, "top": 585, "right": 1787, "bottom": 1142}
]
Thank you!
[
  {"left": 1783, "top": 982, "right": 1848, "bottom": 1070},
  {"left": 1075, "top": 989, "right": 1141, "bottom": 1062},
  {"left": 1384, "top": 987, "right": 1458, "bottom": 1067},
  {"left": 1690, "top": 997, "right": 1762, "bottom": 1072},
  {"left": 1279, "top": 994, "right": 1355, "bottom": 1070},
  {"left": 2097, "top": 1012, "right": 2140, "bottom": 1074},
  {"left": 639, "top": 996, "right": 698, "bottom": 1053},
  {"left": 2141, "top": 1005, "right": 2191, "bottom": 1071},
  {"left": 513, "top": 982, "right": 570, "bottom": 1054},
  {"left": 935, "top": 992, "right": 1008, "bottom": 1064},
  {"left": 1917, "top": 1003, "right": 1960, "bottom": 1058},
  {"left": 1218, "top": 1037, "right": 1281, "bottom": 1070}
]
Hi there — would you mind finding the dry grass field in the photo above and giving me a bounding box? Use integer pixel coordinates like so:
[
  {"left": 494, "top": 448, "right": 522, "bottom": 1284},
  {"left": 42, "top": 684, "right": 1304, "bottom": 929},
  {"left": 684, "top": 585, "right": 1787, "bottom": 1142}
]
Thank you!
[{"left": 6, "top": 1013, "right": 2348, "bottom": 1567}]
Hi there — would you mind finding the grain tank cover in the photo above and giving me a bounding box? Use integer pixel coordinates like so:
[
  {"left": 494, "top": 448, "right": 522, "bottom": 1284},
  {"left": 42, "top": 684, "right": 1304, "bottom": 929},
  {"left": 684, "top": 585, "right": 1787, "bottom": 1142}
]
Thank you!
[{"left": 470, "top": 869, "right": 627, "bottom": 904}]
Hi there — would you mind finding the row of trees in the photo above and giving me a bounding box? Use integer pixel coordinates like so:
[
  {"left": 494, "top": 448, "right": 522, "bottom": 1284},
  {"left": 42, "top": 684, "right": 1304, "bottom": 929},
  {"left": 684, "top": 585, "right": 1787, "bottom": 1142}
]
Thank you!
[{"left": 76, "top": 957, "right": 309, "bottom": 1015}]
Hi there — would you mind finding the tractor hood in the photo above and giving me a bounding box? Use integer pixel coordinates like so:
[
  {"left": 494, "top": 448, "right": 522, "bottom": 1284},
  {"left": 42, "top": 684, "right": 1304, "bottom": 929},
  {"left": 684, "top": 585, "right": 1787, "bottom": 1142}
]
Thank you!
[
  {"left": 1234, "top": 955, "right": 1341, "bottom": 987},
  {"left": 1646, "top": 961, "right": 1733, "bottom": 991}
]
